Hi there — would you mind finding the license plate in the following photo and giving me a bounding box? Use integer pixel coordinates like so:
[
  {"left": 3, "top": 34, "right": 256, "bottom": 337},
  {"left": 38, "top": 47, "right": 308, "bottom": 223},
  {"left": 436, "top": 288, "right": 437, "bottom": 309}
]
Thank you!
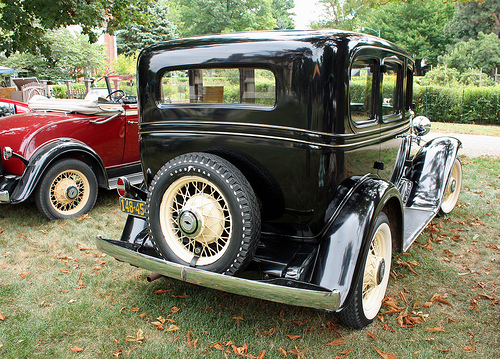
[{"left": 119, "top": 197, "right": 146, "bottom": 218}]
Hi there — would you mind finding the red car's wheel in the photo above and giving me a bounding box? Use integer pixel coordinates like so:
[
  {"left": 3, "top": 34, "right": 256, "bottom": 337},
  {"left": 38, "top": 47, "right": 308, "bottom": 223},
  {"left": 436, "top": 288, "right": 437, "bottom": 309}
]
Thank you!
[{"left": 35, "top": 159, "right": 98, "bottom": 220}]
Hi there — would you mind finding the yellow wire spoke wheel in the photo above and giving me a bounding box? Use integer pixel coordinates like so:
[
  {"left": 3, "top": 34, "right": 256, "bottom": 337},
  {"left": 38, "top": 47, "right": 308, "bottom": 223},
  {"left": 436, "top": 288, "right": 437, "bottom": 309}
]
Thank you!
[
  {"left": 49, "top": 169, "right": 90, "bottom": 216},
  {"left": 147, "top": 153, "right": 260, "bottom": 275}
]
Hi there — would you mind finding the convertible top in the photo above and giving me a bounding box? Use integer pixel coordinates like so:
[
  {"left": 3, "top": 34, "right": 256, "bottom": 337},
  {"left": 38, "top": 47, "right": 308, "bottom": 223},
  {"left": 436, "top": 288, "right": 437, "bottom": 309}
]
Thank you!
[{"left": 28, "top": 95, "right": 123, "bottom": 115}]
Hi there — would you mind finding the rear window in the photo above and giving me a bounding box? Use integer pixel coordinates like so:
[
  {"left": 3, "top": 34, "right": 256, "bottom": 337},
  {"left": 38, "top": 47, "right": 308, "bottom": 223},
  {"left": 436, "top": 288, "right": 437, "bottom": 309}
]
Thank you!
[{"left": 160, "top": 68, "right": 276, "bottom": 107}]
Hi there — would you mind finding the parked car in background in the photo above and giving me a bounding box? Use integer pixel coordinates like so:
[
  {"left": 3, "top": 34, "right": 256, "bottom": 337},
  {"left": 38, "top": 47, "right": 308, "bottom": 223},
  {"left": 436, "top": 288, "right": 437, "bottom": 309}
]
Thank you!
[
  {"left": 0, "top": 98, "right": 31, "bottom": 117},
  {"left": 0, "top": 77, "right": 142, "bottom": 220},
  {"left": 97, "top": 30, "right": 462, "bottom": 328}
]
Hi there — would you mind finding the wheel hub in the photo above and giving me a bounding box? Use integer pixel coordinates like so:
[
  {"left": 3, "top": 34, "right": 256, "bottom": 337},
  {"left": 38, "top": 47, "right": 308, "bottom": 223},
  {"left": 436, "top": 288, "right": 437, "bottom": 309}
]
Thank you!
[
  {"left": 65, "top": 185, "right": 79, "bottom": 201},
  {"left": 376, "top": 258, "right": 386, "bottom": 285},
  {"left": 178, "top": 209, "right": 202, "bottom": 238},
  {"left": 449, "top": 178, "right": 456, "bottom": 193}
]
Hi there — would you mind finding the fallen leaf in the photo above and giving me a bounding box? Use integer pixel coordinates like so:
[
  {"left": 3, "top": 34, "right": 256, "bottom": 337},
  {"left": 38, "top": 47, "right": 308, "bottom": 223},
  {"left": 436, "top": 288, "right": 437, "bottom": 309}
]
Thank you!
[
  {"left": 278, "top": 347, "right": 288, "bottom": 357},
  {"left": 0, "top": 313, "right": 5, "bottom": 320},
  {"left": 165, "top": 324, "right": 179, "bottom": 332},
  {"left": 431, "top": 294, "right": 454, "bottom": 309},
  {"left": 172, "top": 292, "right": 188, "bottom": 299},
  {"left": 288, "top": 345, "right": 307, "bottom": 359},
  {"left": 374, "top": 346, "right": 397, "bottom": 359},
  {"left": 327, "top": 339, "right": 347, "bottom": 346},
  {"left": 153, "top": 289, "right": 173, "bottom": 294},
  {"left": 340, "top": 348, "right": 353, "bottom": 355},
  {"left": 19, "top": 272, "right": 30, "bottom": 279},
  {"left": 424, "top": 327, "right": 445, "bottom": 333},
  {"left": 209, "top": 342, "right": 224, "bottom": 351},
  {"left": 462, "top": 345, "right": 476, "bottom": 352},
  {"left": 171, "top": 306, "right": 180, "bottom": 313},
  {"left": 285, "top": 334, "right": 301, "bottom": 340},
  {"left": 70, "top": 346, "right": 84, "bottom": 352},
  {"left": 232, "top": 316, "right": 245, "bottom": 325}
]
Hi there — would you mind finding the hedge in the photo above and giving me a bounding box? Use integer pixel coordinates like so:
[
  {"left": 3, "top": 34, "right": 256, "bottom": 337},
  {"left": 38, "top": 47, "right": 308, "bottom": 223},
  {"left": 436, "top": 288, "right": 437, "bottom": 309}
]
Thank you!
[{"left": 414, "top": 85, "right": 500, "bottom": 125}]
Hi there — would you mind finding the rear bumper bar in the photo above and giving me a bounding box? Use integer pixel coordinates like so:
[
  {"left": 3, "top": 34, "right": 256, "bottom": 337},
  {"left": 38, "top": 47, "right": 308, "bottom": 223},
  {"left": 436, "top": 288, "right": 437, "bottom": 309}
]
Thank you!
[{"left": 95, "top": 235, "right": 340, "bottom": 311}]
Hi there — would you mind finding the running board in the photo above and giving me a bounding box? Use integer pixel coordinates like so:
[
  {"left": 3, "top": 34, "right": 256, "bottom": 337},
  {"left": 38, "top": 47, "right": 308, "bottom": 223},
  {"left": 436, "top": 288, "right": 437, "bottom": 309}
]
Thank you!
[
  {"left": 403, "top": 207, "right": 436, "bottom": 252},
  {"left": 95, "top": 235, "right": 341, "bottom": 311}
]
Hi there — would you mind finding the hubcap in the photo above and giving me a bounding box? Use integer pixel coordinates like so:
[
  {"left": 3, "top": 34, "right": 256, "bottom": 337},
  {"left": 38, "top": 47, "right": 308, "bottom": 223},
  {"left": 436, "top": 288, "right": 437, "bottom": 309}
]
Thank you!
[
  {"left": 178, "top": 209, "right": 202, "bottom": 237},
  {"left": 65, "top": 185, "right": 79, "bottom": 200},
  {"left": 376, "top": 258, "right": 386, "bottom": 285}
]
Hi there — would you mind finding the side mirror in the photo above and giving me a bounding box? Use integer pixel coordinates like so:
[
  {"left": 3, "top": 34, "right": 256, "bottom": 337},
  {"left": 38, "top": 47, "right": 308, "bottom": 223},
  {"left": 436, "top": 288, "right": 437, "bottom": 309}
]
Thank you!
[{"left": 412, "top": 116, "right": 431, "bottom": 137}]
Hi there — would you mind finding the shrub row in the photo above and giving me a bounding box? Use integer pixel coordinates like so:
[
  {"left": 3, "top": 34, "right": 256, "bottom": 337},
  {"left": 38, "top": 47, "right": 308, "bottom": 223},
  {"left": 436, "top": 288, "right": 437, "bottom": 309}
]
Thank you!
[{"left": 414, "top": 86, "right": 500, "bottom": 125}]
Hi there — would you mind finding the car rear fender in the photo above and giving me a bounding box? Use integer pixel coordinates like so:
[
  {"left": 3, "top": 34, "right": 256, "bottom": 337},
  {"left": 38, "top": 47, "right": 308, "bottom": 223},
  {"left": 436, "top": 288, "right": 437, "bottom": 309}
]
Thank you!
[
  {"left": 311, "top": 175, "right": 403, "bottom": 308},
  {"left": 9, "top": 138, "right": 106, "bottom": 203}
]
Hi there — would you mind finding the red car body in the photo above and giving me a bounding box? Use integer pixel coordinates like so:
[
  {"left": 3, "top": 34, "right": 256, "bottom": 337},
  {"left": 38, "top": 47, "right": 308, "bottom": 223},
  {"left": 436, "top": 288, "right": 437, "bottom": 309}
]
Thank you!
[
  {"left": 0, "top": 98, "right": 31, "bottom": 117},
  {"left": 0, "top": 96, "right": 141, "bottom": 219}
]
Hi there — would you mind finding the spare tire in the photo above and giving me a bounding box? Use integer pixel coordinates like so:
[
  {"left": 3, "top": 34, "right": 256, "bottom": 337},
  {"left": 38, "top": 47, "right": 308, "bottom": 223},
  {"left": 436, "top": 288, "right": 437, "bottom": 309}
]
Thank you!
[{"left": 146, "top": 152, "right": 260, "bottom": 275}]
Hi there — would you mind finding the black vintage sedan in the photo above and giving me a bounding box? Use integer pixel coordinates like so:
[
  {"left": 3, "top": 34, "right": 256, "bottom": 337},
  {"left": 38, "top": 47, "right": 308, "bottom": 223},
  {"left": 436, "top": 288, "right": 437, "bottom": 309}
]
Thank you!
[{"left": 96, "top": 30, "right": 462, "bottom": 328}]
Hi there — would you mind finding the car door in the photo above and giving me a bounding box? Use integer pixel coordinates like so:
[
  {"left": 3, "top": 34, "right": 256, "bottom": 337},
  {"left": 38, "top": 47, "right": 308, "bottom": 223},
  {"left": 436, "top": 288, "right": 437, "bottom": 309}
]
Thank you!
[
  {"left": 121, "top": 103, "right": 140, "bottom": 164},
  {"left": 378, "top": 56, "right": 407, "bottom": 183}
]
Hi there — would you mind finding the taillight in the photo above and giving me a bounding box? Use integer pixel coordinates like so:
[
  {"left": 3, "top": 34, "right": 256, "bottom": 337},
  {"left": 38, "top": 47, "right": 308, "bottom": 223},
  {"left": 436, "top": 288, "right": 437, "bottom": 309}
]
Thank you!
[{"left": 117, "top": 176, "right": 130, "bottom": 197}]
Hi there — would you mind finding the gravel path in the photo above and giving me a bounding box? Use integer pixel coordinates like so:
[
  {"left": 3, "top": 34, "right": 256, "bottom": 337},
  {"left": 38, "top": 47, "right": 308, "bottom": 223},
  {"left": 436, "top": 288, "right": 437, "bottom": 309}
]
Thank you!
[{"left": 423, "top": 132, "right": 500, "bottom": 157}]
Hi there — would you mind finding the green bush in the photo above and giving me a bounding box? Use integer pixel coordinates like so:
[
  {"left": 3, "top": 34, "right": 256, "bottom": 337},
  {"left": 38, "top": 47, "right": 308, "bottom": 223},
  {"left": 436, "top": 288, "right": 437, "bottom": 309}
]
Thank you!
[
  {"left": 51, "top": 83, "right": 87, "bottom": 99},
  {"left": 414, "top": 85, "right": 500, "bottom": 125}
]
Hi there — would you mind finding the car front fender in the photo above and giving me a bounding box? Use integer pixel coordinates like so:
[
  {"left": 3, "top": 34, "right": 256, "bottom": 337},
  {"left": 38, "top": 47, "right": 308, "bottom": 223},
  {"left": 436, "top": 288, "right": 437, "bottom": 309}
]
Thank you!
[
  {"left": 311, "top": 175, "right": 403, "bottom": 308},
  {"left": 8, "top": 138, "right": 106, "bottom": 203},
  {"left": 405, "top": 136, "right": 461, "bottom": 210}
]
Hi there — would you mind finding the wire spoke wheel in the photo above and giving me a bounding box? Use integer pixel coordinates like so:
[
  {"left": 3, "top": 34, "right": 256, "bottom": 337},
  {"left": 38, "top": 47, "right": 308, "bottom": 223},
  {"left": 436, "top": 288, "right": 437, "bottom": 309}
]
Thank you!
[
  {"left": 35, "top": 159, "right": 98, "bottom": 220},
  {"left": 49, "top": 169, "right": 90, "bottom": 215},
  {"left": 440, "top": 158, "right": 462, "bottom": 215},
  {"left": 160, "top": 176, "right": 232, "bottom": 266},
  {"left": 147, "top": 153, "right": 260, "bottom": 275}
]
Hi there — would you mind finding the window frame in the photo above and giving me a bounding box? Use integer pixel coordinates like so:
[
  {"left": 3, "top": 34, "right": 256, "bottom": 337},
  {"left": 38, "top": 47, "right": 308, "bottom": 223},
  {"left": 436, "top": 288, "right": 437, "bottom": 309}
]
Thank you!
[{"left": 157, "top": 65, "right": 277, "bottom": 110}]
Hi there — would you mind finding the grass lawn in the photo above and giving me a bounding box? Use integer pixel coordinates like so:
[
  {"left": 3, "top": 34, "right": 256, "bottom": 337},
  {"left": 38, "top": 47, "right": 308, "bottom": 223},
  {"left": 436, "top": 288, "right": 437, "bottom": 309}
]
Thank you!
[
  {"left": 432, "top": 122, "right": 500, "bottom": 137},
  {"left": 0, "top": 137, "right": 499, "bottom": 358}
]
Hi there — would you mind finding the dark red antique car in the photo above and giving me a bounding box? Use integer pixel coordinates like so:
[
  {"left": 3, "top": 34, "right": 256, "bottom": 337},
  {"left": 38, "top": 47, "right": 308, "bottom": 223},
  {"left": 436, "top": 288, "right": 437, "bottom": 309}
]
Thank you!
[
  {"left": 96, "top": 30, "right": 462, "bottom": 328},
  {"left": 0, "top": 98, "right": 31, "bottom": 117},
  {"left": 0, "top": 84, "right": 141, "bottom": 220}
]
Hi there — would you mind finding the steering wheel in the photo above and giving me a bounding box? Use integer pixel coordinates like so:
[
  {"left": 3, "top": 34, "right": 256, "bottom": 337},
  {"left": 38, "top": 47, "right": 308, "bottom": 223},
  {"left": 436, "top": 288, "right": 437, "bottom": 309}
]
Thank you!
[{"left": 106, "top": 89, "right": 126, "bottom": 103}]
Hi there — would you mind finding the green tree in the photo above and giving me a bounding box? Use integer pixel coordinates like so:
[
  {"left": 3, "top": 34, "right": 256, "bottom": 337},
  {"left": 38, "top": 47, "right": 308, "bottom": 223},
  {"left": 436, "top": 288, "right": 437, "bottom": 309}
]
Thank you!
[
  {"left": 447, "top": 0, "right": 500, "bottom": 41},
  {"left": 172, "top": 0, "right": 276, "bottom": 37},
  {"left": 310, "top": 0, "right": 368, "bottom": 31},
  {"left": 0, "top": 0, "right": 149, "bottom": 57},
  {"left": 4, "top": 29, "right": 106, "bottom": 80},
  {"left": 272, "top": 0, "right": 295, "bottom": 29},
  {"left": 442, "top": 32, "right": 500, "bottom": 78},
  {"left": 116, "top": 1, "right": 177, "bottom": 57},
  {"left": 362, "top": 0, "right": 455, "bottom": 75}
]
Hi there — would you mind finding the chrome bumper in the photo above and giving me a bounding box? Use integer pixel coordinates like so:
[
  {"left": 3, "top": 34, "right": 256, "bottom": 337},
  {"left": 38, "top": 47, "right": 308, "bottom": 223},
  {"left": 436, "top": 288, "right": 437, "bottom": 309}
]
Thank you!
[{"left": 95, "top": 235, "right": 340, "bottom": 311}]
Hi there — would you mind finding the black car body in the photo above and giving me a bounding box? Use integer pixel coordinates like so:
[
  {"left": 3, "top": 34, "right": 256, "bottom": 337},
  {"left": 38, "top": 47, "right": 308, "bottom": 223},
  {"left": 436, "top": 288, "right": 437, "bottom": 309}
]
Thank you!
[{"left": 96, "top": 30, "right": 462, "bottom": 328}]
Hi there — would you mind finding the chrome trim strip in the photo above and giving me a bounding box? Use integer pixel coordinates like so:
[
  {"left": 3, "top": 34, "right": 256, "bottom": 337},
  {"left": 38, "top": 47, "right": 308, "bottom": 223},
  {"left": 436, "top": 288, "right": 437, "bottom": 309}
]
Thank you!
[
  {"left": 140, "top": 129, "right": 383, "bottom": 150},
  {"left": 142, "top": 119, "right": 409, "bottom": 139},
  {"left": 95, "top": 235, "right": 341, "bottom": 310}
]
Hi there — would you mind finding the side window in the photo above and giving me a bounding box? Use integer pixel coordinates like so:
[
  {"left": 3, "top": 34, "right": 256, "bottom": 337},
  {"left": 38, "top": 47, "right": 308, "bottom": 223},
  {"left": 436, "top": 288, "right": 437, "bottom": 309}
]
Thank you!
[
  {"left": 160, "top": 68, "right": 275, "bottom": 107},
  {"left": 381, "top": 62, "right": 403, "bottom": 121},
  {"left": 0, "top": 103, "right": 15, "bottom": 118},
  {"left": 350, "top": 60, "right": 376, "bottom": 126}
]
